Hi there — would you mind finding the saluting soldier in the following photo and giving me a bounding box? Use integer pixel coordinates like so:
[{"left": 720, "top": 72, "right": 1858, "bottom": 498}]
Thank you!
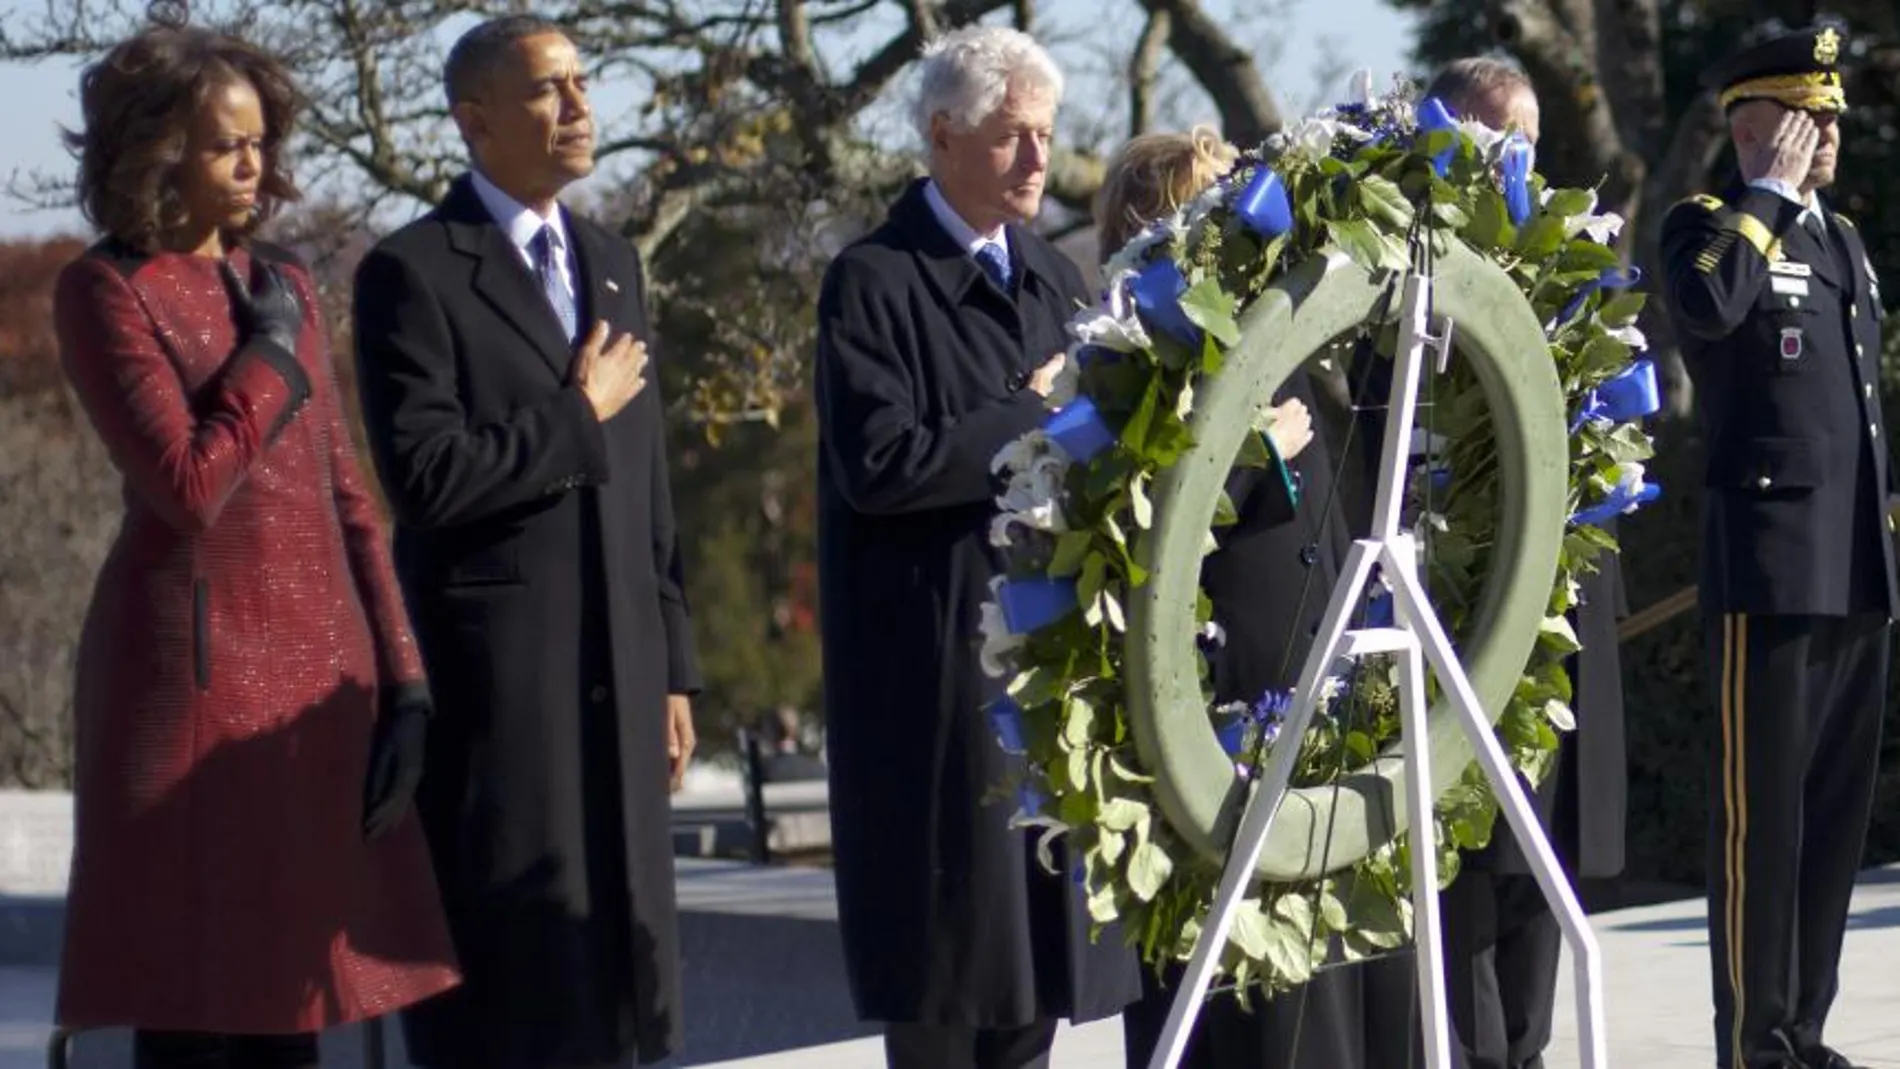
[{"left": 1660, "top": 24, "right": 1894, "bottom": 1069}]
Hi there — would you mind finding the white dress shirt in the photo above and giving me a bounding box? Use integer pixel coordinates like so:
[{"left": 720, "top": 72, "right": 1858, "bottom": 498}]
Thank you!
[
  {"left": 471, "top": 168, "right": 577, "bottom": 300},
  {"left": 1747, "top": 177, "right": 1824, "bottom": 229},
  {"left": 924, "top": 179, "right": 1010, "bottom": 268}
]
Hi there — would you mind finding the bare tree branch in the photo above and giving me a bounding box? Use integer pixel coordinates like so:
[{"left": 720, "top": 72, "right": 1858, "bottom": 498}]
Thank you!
[
  {"left": 1129, "top": 8, "right": 1170, "bottom": 137},
  {"left": 1136, "top": 0, "right": 1282, "bottom": 147}
]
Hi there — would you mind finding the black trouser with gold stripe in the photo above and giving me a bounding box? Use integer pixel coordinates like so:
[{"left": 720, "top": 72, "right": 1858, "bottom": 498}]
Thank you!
[{"left": 1706, "top": 613, "right": 1888, "bottom": 1069}]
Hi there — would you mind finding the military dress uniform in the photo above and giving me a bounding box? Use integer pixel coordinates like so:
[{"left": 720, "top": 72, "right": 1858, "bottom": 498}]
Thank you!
[{"left": 1659, "top": 25, "right": 1896, "bottom": 1069}]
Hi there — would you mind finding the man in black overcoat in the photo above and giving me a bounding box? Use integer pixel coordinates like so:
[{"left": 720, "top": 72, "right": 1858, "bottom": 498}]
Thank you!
[
  {"left": 1420, "top": 58, "right": 1631, "bottom": 1069},
  {"left": 350, "top": 16, "right": 701, "bottom": 1069},
  {"left": 1660, "top": 24, "right": 1895, "bottom": 1069},
  {"left": 813, "top": 24, "right": 1141, "bottom": 1069}
]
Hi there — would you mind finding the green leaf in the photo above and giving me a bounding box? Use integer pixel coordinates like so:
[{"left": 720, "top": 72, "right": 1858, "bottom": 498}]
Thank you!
[
  {"left": 1077, "top": 551, "right": 1108, "bottom": 606},
  {"left": 1108, "top": 754, "right": 1156, "bottom": 784},
  {"left": 1048, "top": 531, "right": 1093, "bottom": 577},
  {"left": 1234, "top": 428, "right": 1273, "bottom": 469},
  {"left": 1261, "top": 914, "right": 1314, "bottom": 984},
  {"left": 1357, "top": 174, "right": 1415, "bottom": 231},
  {"left": 1328, "top": 218, "right": 1387, "bottom": 270},
  {"left": 1121, "top": 376, "right": 1160, "bottom": 453},
  {"left": 1212, "top": 490, "right": 1239, "bottom": 528},
  {"left": 1538, "top": 614, "right": 1581, "bottom": 654},
  {"left": 1228, "top": 900, "right": 1272, "bottom": 959},
  {"left": 1099, "top": 796, "right": 1148, "bottom": 832},
  {"left": 1199, "top": 330, "right": 1226, "bottom": 376},
  {"left": 1556, "top": 240, "right": 1621, "bottom": 274},
  {"left": 1543, "top": 188, "right": 1597, "bottom": 218},
  {"left": 1130, "top": 473, "right": 1154, "bottom": 529},
  {"left": 1430, "top": 200, "right": 1471, "bottom": 229},
  {"left": 1067, "top": 746, "right": 1090, "bottom": 792},
  {"left": 1601, "top": 422, "right": 1655, "bottom": 463},
  {"left": 1127, "top": 840, "right": 1173, "bottom": 901},
  {"left": 1318, "top": 885, "right": 1349, "bottom": 931},
  {"left": 1178, "top": 277, "right": 1242, "bottom": 347},
  {"left": 1062, "top": 695, "right": 1097, "bottom": 748},
  {"left": 1097, "top": 827, "right": 1126, "bottom": 866},
  {"left": 1598, "top": 291, "right": 1647, "bottom": 327},
  {"left": 1515, "top": 215, "right": 1567, "bottom": 259},
  {"left": 1087, "top": 884, "right": 1120, "bottom": 923},
  {"left": 1577, "top": 334, "right": 1630, "bottom": 378},
  {"left": 1466, "top": 190, "right": 1514, "bottom": 251}
]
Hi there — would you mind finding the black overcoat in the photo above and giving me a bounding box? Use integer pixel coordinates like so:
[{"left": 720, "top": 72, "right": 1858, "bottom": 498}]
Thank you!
[
  {"left": 814, "top": 179, "right": 1142, "bottom": 1027},
  {"left": 351, "top": 175, "right": 701, "bottom": 1067},
  {"left": 1124, "top": 379, "right": 1427, "bottom": 1069}
]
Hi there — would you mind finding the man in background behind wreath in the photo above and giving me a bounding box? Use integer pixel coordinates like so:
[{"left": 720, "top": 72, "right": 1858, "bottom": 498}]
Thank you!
[
  {"left": 1422, "top": 56, "right": 1630, "bottom": 1069},
  {"left": 1660, "top": 23, "right": 1893, "bottom": 1069}
]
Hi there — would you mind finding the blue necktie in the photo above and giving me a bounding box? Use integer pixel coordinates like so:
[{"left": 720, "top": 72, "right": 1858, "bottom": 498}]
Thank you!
[
  {"left": 530, "top": 225, "right": 578, "bottom": 343},
  {"left": 975, "top": 242, "right": 1011, "bottom": 291}
]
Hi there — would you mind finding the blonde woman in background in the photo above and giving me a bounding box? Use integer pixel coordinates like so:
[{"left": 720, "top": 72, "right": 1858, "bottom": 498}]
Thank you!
[{"left": 1103, "top": 127, "right": 1428, "bottom": 1069}]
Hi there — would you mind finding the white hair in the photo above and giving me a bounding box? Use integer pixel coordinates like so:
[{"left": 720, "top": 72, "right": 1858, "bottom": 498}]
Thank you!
[{"left": 911, "top": 25, "right": 1064, "bottom": 144}]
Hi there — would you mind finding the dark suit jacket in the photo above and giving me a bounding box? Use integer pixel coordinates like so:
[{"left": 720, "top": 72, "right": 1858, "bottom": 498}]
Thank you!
[
  {"left": 351, "top": 174, "right": 699, "bottom": 1066},
  {"left": 1662, "top": 183, "right": 1896, "bottom": 618}
]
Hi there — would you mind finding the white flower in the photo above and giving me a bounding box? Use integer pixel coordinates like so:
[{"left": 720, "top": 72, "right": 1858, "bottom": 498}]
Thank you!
[
  {"left": 1069, "top": 292, "right": 1152, "bottom": 354},
  {"left": 979, "top": 577, "right": 1028, "bottom": 678},
  {"left": 995, "top": 452, "right": 1070, "bottom": 536},
  {"left": 1349, "top": 68, "right": 1376, "bottom": 108},
  {"left": 991, "top": 428, "right": 1050, "bottom": 478},
  {"left": 1174, "top": 378, "right": 1195, "bottom": 421},
  {"left": 1317, "top": 675, "right": 1345, "bottom": 707},
  {"left": 1458, "top": 119, "right": 1507, "bottom": 158},
  {"left": 1552, "top": 189, "right": 1625, "bottom": 245},
  {"left": 1101, "top": 217, "right": 1182, "bottom": 284},
  {"left": 1612, "top": 461, "right": 1647, "bottom": 497},
  {"left": 1279, "top": 116, "right": 1372, "bottom": 163},
  {"left": 1606, "top": 323, "right": 1647, "bottom": 351}
]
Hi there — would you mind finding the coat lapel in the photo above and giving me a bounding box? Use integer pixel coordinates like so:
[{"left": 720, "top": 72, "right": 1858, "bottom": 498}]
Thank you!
[
  {"left": 441, "top": 176, "right": 576, "bottom": 379},
  {"left": 566, "top": 213, "right": 622, "bottom": 337}
]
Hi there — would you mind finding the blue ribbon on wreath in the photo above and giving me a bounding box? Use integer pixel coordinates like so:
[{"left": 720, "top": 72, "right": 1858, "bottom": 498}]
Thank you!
[
  {"left": 1501, "top": 133, "right": 1536, "bottom": 226},
  {"left": 1235, "top": 166, "right": 1293, "bottom": 238},
  {"left": 997, "top": 577, "right": 1080, "bottom": 634},
  {"left": 1570, "top": 358, "right": 1662, "bottom": 433},
  {"left": 1416, "top": 96, "right": 1458, "bottom": 175},
  {"left": 1571, "top": 481, "right": 1662, "bottom": 527},
  {"left": 1130, "top": 260, "right": 1201, "bottom": 346},
  {"left": 1045, "top": 395, "right": 1116, "bottom": 464},
  {"left": 1556, "top": 265, "right": 1644, "bottom": 328}
]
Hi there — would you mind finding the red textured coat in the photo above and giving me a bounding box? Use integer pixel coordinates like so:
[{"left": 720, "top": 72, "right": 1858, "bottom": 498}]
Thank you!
[{"left": 51, "top": 240, "right": 461, "bottom": 1034}]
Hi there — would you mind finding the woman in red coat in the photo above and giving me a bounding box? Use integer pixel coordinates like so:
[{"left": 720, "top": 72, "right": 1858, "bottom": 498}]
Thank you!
[{"left": 51, "top": 20, "right": 460, "bottom": 1068}]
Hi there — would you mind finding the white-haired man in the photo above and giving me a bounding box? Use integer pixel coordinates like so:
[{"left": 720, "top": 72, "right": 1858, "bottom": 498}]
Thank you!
[{"left": 814, "top": 24, "right": 1141, "bottom": 1069}]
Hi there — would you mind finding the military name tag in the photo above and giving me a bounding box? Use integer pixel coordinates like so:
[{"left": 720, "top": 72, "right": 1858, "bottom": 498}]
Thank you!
[
  {"left": 1769, "top": 261, "right": 1813, "bottom": 277},
  {"left": 1771, "top": 275, "right": 1811, "bottom": 296},
  {"left": 1780, "top": 327, "right": 1805, "bottom": 360}
]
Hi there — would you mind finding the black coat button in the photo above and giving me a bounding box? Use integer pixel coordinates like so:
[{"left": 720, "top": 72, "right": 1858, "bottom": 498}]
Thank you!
[{"left": 1300, "top": 545, "right": 1320, "bottom": 567}]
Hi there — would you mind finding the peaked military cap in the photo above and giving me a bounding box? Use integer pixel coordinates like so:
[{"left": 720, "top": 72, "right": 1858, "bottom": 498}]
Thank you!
[{"left": 1701, "top": 24, "right": 1849, "bottom": 113}]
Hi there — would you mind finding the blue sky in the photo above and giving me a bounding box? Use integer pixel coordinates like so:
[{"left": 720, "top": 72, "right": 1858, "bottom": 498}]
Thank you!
[{"left": 0, "top": 0, "right": 1419, "bottom": 240}]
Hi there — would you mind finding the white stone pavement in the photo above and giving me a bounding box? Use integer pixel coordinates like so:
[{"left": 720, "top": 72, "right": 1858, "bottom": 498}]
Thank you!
[{"left": 0, "top": 790, "right": 1894, "bottom": 1068}]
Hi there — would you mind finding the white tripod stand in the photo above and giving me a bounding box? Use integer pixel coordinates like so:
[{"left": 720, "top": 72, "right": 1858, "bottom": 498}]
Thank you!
[{"left": 1145, "top": 270, "right": 1609, "bottom": 1069}]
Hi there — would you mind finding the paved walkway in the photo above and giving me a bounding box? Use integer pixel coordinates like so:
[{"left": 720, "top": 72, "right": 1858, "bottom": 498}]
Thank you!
[{"left": 0, "top": 786, "right": 1894, "bottom": 1068}]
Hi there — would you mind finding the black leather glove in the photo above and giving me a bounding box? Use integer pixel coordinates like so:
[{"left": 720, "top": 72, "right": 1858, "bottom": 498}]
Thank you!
[
  {"left": 361, "top": 684, "right": 431, "bottom": 841},
  {"left": 219, "top": 258, "right": 303, "bottom": 353}
]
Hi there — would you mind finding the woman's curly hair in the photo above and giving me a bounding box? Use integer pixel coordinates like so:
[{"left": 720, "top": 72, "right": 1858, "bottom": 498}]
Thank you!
[
  {"left": 1094, "top": 125, "right": 1237, "bottom": 263},
  {"left": 66, "top": 21, "right": 304, "bottom": 252}
]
